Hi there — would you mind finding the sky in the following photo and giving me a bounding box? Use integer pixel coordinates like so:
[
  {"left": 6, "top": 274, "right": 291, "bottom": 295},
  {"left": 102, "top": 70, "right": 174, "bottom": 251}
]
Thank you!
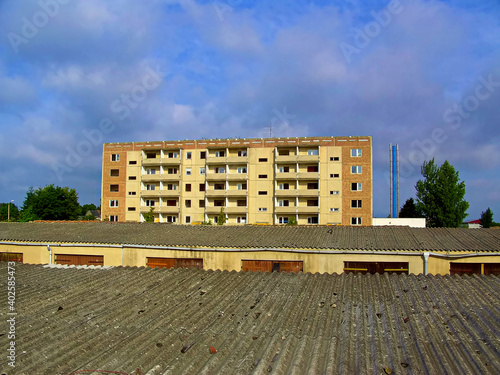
[{"left": 0, "top": 0, "right": 499, "bottom": 220}]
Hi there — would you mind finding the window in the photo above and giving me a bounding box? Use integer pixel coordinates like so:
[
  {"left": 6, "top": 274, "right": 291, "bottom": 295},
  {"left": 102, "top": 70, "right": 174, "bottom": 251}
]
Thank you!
[
  {"left": 128, "top": 176, "right": 136, "bottom": 180},
  {"left": 278, "top": 217, "right": 289, "bottom": 224},
  {"left": 330, "top": 191, "right": 339, "bottom": 195},
  {"left": 110, "top": 154, "right": 120, "bottom": 161},
  {"left": 307, "top": 216, "right": 319, "bottom": 224},
  {"left": 214, "top": 200, "right": 224, "bottom": 207},
  {"left": 200, "top": 151, "right": 206, "bottom": 159},
  {"left": 168, "top": 152, "right": 178, "bottom": 158},
  {"left": 351, "top": 217, "right": 362, "bottom": 225},
  {"left": 237, "top": 199, "right": 247, "bottom": 207},
  {"left": 237, "top": 183, "right": 247, "bottom": 190},
  {"left": 236, "top": 216, "right": 246, "bottom": 224},
  {"left": 307, "top": 149, "right": 319, "bottom": 156},
  {"left": 110, "top": 169, "right": 119, "bottom": 177},
  {"left": 344, "top": 261, "right": 408, "bottom": 275},
  {"left": 109, "top": 215, "right": 118, "bottom": 222},
  {"left": 351, "top": 200, "right": 362, "bottom": 208},
  {"left": 238, "top": 150, "right": 247, "bottom": 157},
  {"left": 166, "top": 216, "right": 177, "bottom": 223},
  {"left": 167, "top": 168, "right": 177, "bottom": 174},
  {"left": 278, "top": 183, "right": 289, "bottom": 190},
  {"left": 351, "top": 166, "right": 362, "bottom": 174},
  {"left": 307, "top": 182, "right": 318, "bottom": 189},
  {"left": 185, "top": 216, "right": 191, "bottom": 224},
  {"left": 330, "top": 208, "right": 339, "bottom": 212},
  {"left": 145, "top": 200, "right": 155, "bottom": 207},
  {"left": 186, "top": 152, "right": 192, "bottom": 160},
  {"left": 146, "top": 169, "right": 156, "bottom": 175},
  {"left": 258, "top": 174, "right": 267, "bottom": 179},
  {"left": 185, "top": 200, "right": 191, "bottom": 208},
  {"left": 146, "top": 184, "right": 155, "bottom": 191},
  {"left": 200, "top": 167, "right": 206, "bottom": 175},
  {"left": 199, "top": 183, "right": 206, "bottom": 192},
  {"left": 330, "top": 157, "right": 339, "bottom": 161},
  {"left": 258, "top": 191, "right": 267, "bottom": 195},
  {"left": 215, "top": 167, "right": 225, "bottom": 174},
  {"left": 258, "top": 207, "right": 267, "bottom": 212},
  {"left": 214, "top": 183, "right": 225, "bottom": 190},
  {"left": 278, "top": 200, "right": 289, "bottom": 207},
  {"left": 278, "top": 166, "right": 289, "bottom": 173},
  {"left": 307, "top": 200, "right": 319, "bottom": 206},
  {"left": 186, "top": 168, "right": 192, "bottom": 176},
  {"left": 128, "top": 207, "right": 136, "bottom": 211},
  {"left": 167, "top": 200, "right": 177, "bottom": 207},
  {"left": 109, "top": 200, "right": 119, "bottom": 207},
  {"left": 167, "top": 184, "right": 177, "bottom": 190},
  {"left": 185, "top": 184, "right": 191, "bottom": 192},
  {"left": 307, "top": 166, "right": 318, "bottom": 172},
  {"left": 128, "top": 191, "right": 136, "bottom": 196},
  {"left": 258, "top": 158, "right": 268, "bottom": 162},
  {"left": 351, "top": 183, "right": 362, "bottom": 191},
  {"left": 146, "top": 152, "right": 156, "bottom": 159},
  {"left": 129, "top": 160, "right": 137, "bottom": 165},
  {"left": 329, "top": 173, "right": 339, "bottom": 178},
  {"left": 237, "top": 167, "right": 247, "bottom": 174},
  {"left": 199, "top": 200, "right": 205, "bottom": 208},
  {"left": 215, "top": 150, "right": 225, "bottom": 157},
  {"left": 110, "top": 185, "right": 119, "bottom": 192},
  {"left": 351, "top": 149, "right": 362, "bottom": 157}
]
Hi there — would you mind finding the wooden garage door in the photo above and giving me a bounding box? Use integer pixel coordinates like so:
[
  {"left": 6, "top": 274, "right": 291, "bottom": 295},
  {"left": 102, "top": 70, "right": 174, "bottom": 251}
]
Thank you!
[
  {"left": 55, "top": 254, "right": 104, "bottom": 266},
  {"left": 0, "top": 252, "right": 23, "bottom": 262},
  {"left": 484, "top": 263, "right": 500, "bottom": 276},
  {"left": 146, "top": 257, "right": 203, "bottom": 269},
  {"left": 242, "top": 260, "right": 303, "bottom": 273},
  {"left": 450, "top": 263, "right": 482, "bottom": 276},
  {"left": 344, "top": 261, "right": 409, "bottom": 275}
]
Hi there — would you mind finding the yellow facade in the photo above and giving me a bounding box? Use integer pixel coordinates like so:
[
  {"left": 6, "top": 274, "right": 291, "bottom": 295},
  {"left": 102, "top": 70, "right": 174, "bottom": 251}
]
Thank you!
[{"left": 102, "top": 136, "right": 373, "bottom": 225}]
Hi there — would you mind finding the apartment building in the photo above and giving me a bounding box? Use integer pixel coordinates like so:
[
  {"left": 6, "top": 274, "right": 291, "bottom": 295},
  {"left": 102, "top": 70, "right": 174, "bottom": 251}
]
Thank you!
[{"left": 101, "top": 136, "right": 372, "bottom": 225}]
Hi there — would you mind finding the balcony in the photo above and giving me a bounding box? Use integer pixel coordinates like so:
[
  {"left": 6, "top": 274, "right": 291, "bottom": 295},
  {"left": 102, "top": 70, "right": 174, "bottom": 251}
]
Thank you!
[
  {"left": 275, "top": 172, "right": 296, "bottom": 180},
  {"left": 142, "top": 158, "right": 162, "bottom": 166},
  {"left": 158, "top": 206, "right": 180, "bottom": 214},
  {"left": 140, "top": 206, "right": 159, "bottom": 213},
  {"left": 226, "top": 156, "right": 248, "bottom": 164},
  {"left": 275, "top": 206, "right": 296, "bottom": 214},
  {"left": 275, "top": 189, "right": 298, "bottom": 197},
  {"left": 226, "top": 173, "right": 248, "bottom": 181},
  {"left": 226, "top": 206, "right": 247, "bottom": 214},
  {"left": 140, "top": 189, "right": 160, "bottom": 197},
  {"left": 158, "top": 174, "right": 181, "bottom": 181},
  {"left": 297, "top": 189, "right": 319, "bottom": 197},
  {"left": 160, "top": 157, "right": 180, "bottom": 165},
  {"left": 206, "top": 173, "right": 227, "bottom": 181},
  {"left": 206, "top": 156, "right": 227, "bottom": 164},
  {"left": 297, "top": 172, "right": 319, "bottom": 180},
  {"left": 297, "top": 155, "right": 319, "bottom": 163},
  {"left": 141, "top": 174, "right": 161, "bottom": 182},
  {"left": 158, "top": 190, "right": 180, "bottom": 197},
  {"left": 206, "top": 206, "right": 225, "bottom": 214},
  {"left": 297, "top": 206, "right": 320, "bottom": 214},
  {"left": 226, "top": 189, "right": 248, "bottom": 197},
  {"left": 275, "top": 155, "right": 297, "bottom": 164},
  {"left": 205, "top": 190, "right": 227, "bottom": 197}
]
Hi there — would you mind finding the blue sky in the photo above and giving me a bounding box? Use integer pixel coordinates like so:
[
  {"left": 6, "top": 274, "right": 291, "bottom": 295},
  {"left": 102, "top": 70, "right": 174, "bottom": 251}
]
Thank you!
[{"left": 1, "top": 0, "right": 499, "bottom": 220}]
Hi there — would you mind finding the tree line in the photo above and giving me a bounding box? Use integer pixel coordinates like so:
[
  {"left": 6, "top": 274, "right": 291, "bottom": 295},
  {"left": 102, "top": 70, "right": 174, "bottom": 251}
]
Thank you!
[{"left": 1, "top": 185, "right": 99, "bottom": 222}]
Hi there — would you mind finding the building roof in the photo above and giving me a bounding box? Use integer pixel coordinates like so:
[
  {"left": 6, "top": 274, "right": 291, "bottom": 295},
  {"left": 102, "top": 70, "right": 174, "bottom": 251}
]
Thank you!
[
  {"left": 1, "top": 222, "right": 500, "bottom": 252},
  {"left": 3, "top": 263, "right": 499, "bottom": 374}
]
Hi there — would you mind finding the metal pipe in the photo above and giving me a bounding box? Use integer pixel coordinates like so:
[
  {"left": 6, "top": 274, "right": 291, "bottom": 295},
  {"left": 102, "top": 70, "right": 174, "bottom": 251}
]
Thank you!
[
  {"left": 47, "top": 245, "right": 52, "bottom": 265},
  {"left": 423, "top": 252, "right": 430, "bottom": 275}
]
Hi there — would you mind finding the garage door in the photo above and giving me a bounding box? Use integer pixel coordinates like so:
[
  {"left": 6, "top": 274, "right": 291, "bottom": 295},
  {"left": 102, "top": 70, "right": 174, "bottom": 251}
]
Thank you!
[
  {"left": 450, "top": 263, "right": 481, "bottom": 276},
  {"left": 241, "top": 260, "right": 303, "bottom": 273},
  {"left": 146, "top": 257, "right": 203, "bottom": 269},
  {"left": 0, "top": 252, "right": 23, "bottom": 262},
  {"left": 55, "top": 254, "right": 104, "bottom": 266}
]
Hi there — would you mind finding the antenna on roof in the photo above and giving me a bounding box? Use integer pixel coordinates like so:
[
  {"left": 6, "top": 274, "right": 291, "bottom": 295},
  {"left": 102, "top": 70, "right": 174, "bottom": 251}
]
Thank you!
[{"left": 390, "top": 143, "right": 399, "bottom": 218}]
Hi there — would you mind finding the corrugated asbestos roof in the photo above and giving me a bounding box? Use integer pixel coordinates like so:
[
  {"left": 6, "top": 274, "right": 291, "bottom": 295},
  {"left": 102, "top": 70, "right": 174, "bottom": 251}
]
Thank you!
[
  {"left": 1, "top": 263, "right": 499, "bottom": 374},
  {"left": 1, "top": 222, "right": 500, "bottom": 251}
]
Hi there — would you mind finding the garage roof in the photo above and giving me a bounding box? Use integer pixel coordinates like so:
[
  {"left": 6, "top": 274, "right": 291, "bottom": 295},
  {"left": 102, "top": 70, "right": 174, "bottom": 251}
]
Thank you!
[
  {"left": 1, "top": 222, "right": 500, "bottom": 251},
  {"left": 3, "top": 263, "right": 499, "bottom": 374}
]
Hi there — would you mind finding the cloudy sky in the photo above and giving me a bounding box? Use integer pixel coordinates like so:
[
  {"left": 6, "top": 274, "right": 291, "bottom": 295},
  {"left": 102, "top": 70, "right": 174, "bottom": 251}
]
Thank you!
[{"left": 1, "top": 0, "right": 499, "bottom": 220}]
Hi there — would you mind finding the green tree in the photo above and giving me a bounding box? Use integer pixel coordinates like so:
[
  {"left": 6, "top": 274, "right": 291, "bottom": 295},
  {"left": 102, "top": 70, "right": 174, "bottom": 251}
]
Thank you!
[
  {"left": 286, "top": 217, "right": 298, "bottom": 225},
  {"left": 480, "top": 208, "right": 494, "bottom": 228},
  {"left": 399, "top": 198, "right": 421, "bottom": 218},
  {"left": 21, "top": 185, "right": 80, "bottom": 220},
  {"left": 217, "top": 207, "right": 226, "bottom": 225},
  {"left": 143, "top": 207, "right": 155, "bottom": 222},
  {"left": 0, "top": 202, "right": 19, "bottom": 222},
  {"left": 415, "top": 159, "right": 469, "bottom": 227},
  {"left": 80, "top": 203, "right": 98, "bottom": 216}
]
